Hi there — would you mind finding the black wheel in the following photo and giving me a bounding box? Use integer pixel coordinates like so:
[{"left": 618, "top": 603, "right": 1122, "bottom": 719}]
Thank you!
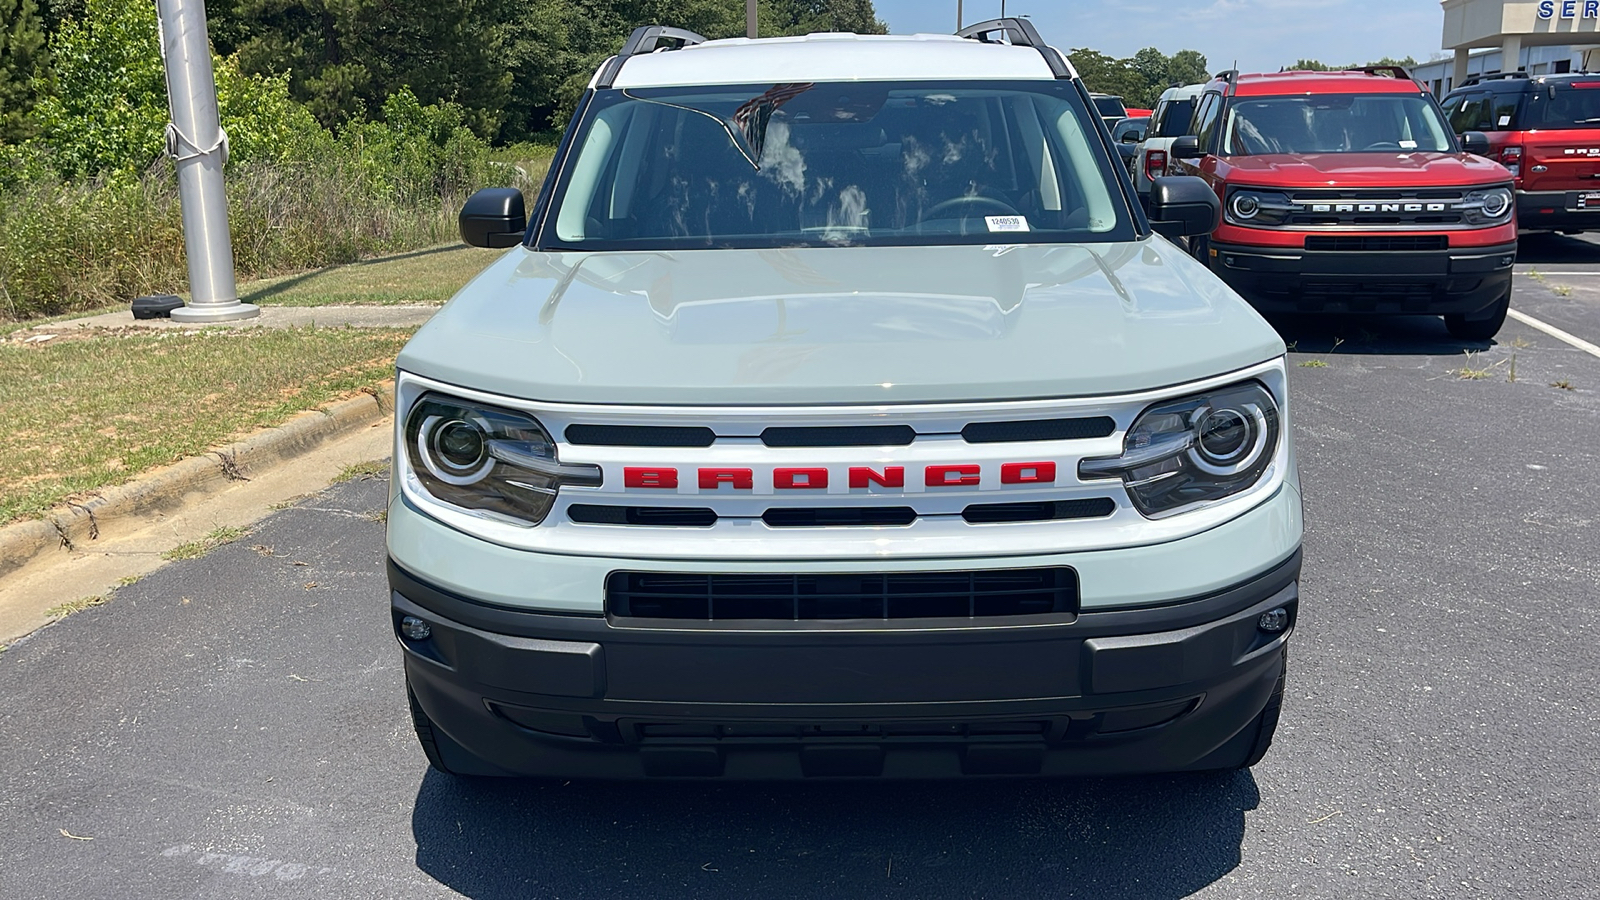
[
  {"left": 407, "top": 683, "right": 503, "bottom": 776},
  {"left": 1444, "top": 287, "right": 1510, "bottom": 341}
]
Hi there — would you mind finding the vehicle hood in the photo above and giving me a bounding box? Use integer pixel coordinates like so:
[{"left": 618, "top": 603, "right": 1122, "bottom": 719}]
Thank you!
[
  {"left": 397, "top": 240, "right": 1284, "bottom": 405},
  {"left": 1224, "top": 152, "right": 1512, "bottom": 188}
]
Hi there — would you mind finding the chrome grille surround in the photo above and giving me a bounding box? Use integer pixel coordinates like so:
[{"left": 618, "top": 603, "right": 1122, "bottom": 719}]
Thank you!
[{"left": 394, "top": 358, "right": 1289, "bottom": 561}]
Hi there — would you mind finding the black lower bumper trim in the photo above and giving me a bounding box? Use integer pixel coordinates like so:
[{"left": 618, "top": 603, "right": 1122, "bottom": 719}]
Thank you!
[
  {"left": 1209, "top": 240, "right": 1515, "bottom": 315},
  {"left": 1517, "top": 190, "right": 1600, "bottom": 232},
  {"left": 390, "top": 550, "right": 1301, "bottom": 778}
]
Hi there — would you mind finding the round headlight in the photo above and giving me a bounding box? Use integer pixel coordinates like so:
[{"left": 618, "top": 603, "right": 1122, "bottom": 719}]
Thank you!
[
  {"left": 416, "top": 414, "right": 494, "bottom": 485},
  {"left": 1231, "top": 193, "right": 1260, "bottom": 219},
  {"left": 1481, "top": 188, "right": 1511, "bottom": 218},
  {"left": 1187, "top": 403, "right": 1270, "bottom": 476}
]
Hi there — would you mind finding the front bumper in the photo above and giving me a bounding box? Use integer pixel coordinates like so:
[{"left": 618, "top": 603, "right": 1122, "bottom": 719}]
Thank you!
[
  {"left": 1516, "top": 189, "right": 1600, "bottom": 231},
  {"left": 391, "top": 549, "right": 1301, "bottom": 779},
  {"left": 1209, "top": 240, "right": 1516, "bottom": 315}
]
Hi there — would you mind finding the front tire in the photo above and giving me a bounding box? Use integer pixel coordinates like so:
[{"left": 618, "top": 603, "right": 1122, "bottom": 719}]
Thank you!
[{"left": 1444, "top": 287, "right": 1510, "bottom": 341}]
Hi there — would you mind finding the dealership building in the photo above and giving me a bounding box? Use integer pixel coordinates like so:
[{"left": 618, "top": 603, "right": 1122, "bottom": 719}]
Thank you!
[{"left": 1410, "top": 0, "right": 1600, "bottom": 94}]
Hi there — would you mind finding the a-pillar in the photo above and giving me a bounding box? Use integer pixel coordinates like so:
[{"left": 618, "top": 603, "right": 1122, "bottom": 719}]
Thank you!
[
  {"left": 1453, "top": 47, "right": 1470, "bottom": 88},
  {"left": 1502, "top": 34, "right": 1523, "bottom": 73}
]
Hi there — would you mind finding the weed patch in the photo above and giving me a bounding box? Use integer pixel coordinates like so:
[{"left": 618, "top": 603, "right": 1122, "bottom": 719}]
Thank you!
[
  {"left": 333, "top": 459, "right": 390, "bottom": 483},
  {"left": 163, "top": 526, "right": 250, "bottom": 561},
  {"left": 45, "top": 595, "right": 106, "bottom": 620}
]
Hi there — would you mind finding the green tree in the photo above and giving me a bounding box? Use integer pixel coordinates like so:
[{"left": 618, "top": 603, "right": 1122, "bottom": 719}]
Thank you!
[
  {"left": 1166, "top": 49, "right": 1209, "bottom": 88},
  {"left": 1074, "top": 46, "right": 1209, "bottom": 109},
  {"left": 222, "top": 0, "right": 513, "bottom": 139},
  {"left": 1290, "top": 59, "right": 1334, "bottom": 71},
  {"left": 1, "top": 0, "right": 50, "bottom": 142}
]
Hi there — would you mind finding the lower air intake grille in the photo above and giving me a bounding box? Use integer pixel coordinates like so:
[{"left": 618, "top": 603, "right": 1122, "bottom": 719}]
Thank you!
[
  {"left": 607, "top": 568, "right": 1078, "bottom": 621},
  {"left": 1304, "top": 235, "right": 1448, "bottom": 252},
  {"left": 962, "top": 498, "right": 1117, "bottom": 524}
]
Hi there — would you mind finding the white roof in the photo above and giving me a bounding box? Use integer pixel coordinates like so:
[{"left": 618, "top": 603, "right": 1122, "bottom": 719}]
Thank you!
[{"left": 608, "top": 33, "right": 1064, "bottom": 89}]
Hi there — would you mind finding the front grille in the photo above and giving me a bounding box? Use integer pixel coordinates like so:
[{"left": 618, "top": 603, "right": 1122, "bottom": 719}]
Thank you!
[
  {"left": 1305, "top": 235, "right": 1449, "bottom": 252},
  {"left": 962, "top": 498, "right": 1117, "bottom": 524},
  {"left": 606, "top": 568, "right": 1079, "bottom": 620},
  {"left": 632, "top": 720, "right": 1052, "bottom": 742},
  {"left": 568, "top": 504, "right": 717, "bottom": 526},
  {"left": 565, "top": 424, "right": 715, "bottom": 447},
  {"left": 762, "top": 507, "right": 918, "bottom": 527},
  {"left": 761, "top": 425, "right": 915, "bottom": 447},
  {"left": 962, "top": 417, "right": 1116, "bottom": 443},
  {"left": 1283, "top": 188, "right": 1465, "bottom": 227}
]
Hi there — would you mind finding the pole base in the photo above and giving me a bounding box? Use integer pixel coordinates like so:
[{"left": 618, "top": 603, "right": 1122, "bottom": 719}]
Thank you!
[{"left": 170, "top": 302, "right": 262, "bottom": 323}]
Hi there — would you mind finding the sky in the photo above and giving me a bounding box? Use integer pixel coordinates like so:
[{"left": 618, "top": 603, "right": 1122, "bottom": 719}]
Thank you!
[{"left": 871, "top": 0, "right": 1445, "bottom": 75}]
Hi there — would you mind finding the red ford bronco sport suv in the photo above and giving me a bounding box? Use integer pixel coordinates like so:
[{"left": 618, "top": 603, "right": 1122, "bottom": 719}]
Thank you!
[
  {"left": 1175, "top": 68, "right": 1517, "bottom": 340},
  {"left": 1443, "top": 71, "right": 1600, "bottom": 236}
]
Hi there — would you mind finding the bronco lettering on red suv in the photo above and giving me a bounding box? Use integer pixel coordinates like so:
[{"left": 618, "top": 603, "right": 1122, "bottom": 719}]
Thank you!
[{"left": 1173, "top": 67, "right": 1517, "bottom": 340}]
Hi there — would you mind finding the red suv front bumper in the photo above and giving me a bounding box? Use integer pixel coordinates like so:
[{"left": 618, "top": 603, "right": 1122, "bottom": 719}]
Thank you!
[{"left": 1205, "top": 225, "right": 1516, "bottom": 316}]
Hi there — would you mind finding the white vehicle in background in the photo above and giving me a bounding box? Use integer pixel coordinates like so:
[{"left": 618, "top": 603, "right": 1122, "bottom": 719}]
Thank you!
[
  {"left": 1089, "top": 92, "right": 1128, "bottom": 128},
  {"left": 1134, "top": 82, "right": 1205, "bottom": 206}
]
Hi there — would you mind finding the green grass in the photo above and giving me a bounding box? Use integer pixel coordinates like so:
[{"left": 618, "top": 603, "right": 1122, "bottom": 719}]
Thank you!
[
  {"left": 333, "top": 459, "right": 390, "bottom": 483},
  {"left": 44, "top": 594, "right": 107, "bottom": 619},
  {"left": 238, "top": 244, "right": 508, "bottom": 307},
  {"left": 0, "top": 325, "right": 413, "bottom": 524},
  {"left": 162, "top": 525, "right": 251, "bottom": 561}
]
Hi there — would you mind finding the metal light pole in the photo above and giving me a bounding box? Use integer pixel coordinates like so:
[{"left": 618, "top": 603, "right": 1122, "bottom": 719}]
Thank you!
[
  {"left": 957, "top": 0, "right": 963, "bottom": 29},
  {"left": 747, "top": 0, "right": 757, "bottom": 38},
  {"left": 156, "top": 0, "right": 258, "bottom": 322}
]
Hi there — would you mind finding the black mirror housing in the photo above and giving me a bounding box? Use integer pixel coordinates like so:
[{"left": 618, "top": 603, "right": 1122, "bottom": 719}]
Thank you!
[
  {"left": 460, "top": 188, "right": 527, "bottom": 248},
  {"left": 1459, "top": 131, "right": 1491, "bottom": 157},
  {"left": 1171, "top": 135, "right": 1202, "bottom": 160},
  {"left": 1147, "top": 175, "right": 1221, "bottom": 239}
]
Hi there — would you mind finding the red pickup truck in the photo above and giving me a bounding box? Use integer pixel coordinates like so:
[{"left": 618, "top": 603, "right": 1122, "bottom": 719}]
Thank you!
[{"left": 1174, "top": 68, "right": 1517, "bottom": 340}]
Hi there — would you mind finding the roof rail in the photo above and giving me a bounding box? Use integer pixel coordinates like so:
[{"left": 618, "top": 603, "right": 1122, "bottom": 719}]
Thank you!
[
  {"left": 595, "top": 25, "right": 708, "bottom": 89},
  {"left": 1459, "top": 70, "right": 1531, "bottom": 87},
  {"left": 1213, "top": 69, "right": 1239, "bottom": 84},
  {"left": 956, "top": 17, "right": 1071, "bottom": 79},
  {"left": 1356, "top": 64, "right": 1415, "bottom": 81}
]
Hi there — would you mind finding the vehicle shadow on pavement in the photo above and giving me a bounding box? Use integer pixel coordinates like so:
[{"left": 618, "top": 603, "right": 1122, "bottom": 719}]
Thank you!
[
  {"left": 1264, "top": 312, "right": 1498, "bottom": 356},
  {"left": 1513, "top": 232, "right": 1600, "bottom": 265},
  {"left": 411, "top": 770, "right": 1259, "bottom": 898}
]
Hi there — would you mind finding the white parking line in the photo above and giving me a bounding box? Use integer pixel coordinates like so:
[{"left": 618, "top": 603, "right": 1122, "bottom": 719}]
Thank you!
[{"left": 1508, "top": 308, "right": 1600, "bottom": 360}]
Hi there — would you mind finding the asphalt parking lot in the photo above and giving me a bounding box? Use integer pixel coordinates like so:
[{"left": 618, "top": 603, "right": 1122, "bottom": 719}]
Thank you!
[{"left": 2, "top": 238, "right": 1599, "bottom": 899}]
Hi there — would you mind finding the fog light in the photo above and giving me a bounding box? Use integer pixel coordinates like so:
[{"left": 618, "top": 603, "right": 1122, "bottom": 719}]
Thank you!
[
  {"left": 400, "top": 615, "right": 432, "bottom": 640},
  {"left": 1257, "top": 608, "right": 1290, "bottom": 634}
]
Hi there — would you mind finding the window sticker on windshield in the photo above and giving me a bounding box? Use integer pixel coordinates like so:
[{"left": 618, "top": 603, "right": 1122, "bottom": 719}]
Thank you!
[
  {"left": 1399, "top": 139, "right": 1418, "bottom": 149},
  {"left": 985, "top": 216, "right": 1030, "bottom": 233},
  {"left": 1498, "top": 115, "right": 1512, "bottom": 126}
]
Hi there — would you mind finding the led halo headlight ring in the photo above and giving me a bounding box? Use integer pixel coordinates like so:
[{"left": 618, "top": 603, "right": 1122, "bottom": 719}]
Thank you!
[
  {"left": 1230, "top": 193, "right": 1261, "bottom": 220},
  {"left": 1187, "top": 402, "right": 1271, "bottom": 476},
  {"left": 416, "top": 414, "right": 495, "bottom": 486},
  {"left": 1480, "top": 188, "right": 1511, "bottom": 219}
]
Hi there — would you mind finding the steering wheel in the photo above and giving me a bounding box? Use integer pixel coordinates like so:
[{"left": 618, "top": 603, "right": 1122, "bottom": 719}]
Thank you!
[
  {"left": 1360, "top": 141, "right": 1402, "bottom": 151},
  {"left": 920, "top": 195, "right": 1020, "bottom": 222}
]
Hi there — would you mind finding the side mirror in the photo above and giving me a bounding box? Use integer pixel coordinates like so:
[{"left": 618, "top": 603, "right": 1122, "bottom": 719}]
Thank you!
[
  {"left": 1459, "top": 131, "right": 1491, "bottom": 156},
  {"left": 1171, "top": 135, "right": 1202, "bottom": 159},
  {"left": 1148, "top": 175, "right": 1221, "bottom": 239},
  {"left": 1120, "top": 131, "right": 1142, "bottom": 143},
  {"left": 460, "top": 188, "right": 527, "bottom": 248}
]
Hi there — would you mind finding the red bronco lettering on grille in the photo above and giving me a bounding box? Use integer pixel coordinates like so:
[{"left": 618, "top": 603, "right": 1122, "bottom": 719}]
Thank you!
[{"left": 621, "top": 465, "right": 1058, "bottom": 490}]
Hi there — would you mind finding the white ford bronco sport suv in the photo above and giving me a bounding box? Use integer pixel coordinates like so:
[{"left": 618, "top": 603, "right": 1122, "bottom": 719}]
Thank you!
[{"left": 388, "top": 19, "right": 1303, "bottom": 779}]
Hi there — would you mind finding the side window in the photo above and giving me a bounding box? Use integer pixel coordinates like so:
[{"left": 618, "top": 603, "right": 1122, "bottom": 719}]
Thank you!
[
  {"left": 1150, "top": 100, "right": 1168, "bottom": 133},
  {"left": 1490, "top": 93, "right": 1521, "bottom": 130},
  {"left": 1194, "top": 93, "right": 1223, "bottom": 153},
  {"left": 1447, "top": 92, "right": 1492, "bottom": 132}
]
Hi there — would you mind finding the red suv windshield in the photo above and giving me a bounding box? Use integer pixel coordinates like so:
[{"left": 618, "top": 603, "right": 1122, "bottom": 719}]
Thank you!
[{"left": 1221, "top": 93, "right": 1454, "bottom": 155}]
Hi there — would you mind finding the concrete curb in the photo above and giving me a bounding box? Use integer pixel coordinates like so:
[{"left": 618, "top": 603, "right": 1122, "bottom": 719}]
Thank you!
[{"left": 0, "top": 383, "right": 394, "bottom": 581}]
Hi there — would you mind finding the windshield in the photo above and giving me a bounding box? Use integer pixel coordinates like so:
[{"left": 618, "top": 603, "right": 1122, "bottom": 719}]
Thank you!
[
  {"left": 1535, "top": 84, "right": 1600, "bottom": 127},
  {"left": 539, "top": 81, "right": 1133, "bottom": 251},
  {"left": 1221, "top": 93, "right": 1455, "bottom": 155}
]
